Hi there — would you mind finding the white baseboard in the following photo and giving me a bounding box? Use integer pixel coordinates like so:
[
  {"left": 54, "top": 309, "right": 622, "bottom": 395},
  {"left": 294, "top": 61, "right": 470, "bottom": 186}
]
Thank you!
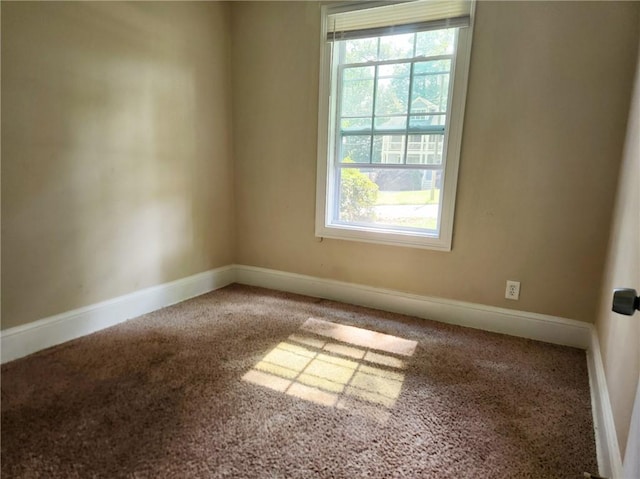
[
  {"left": 587, "top": 328, "right": 623, "bottom": 478},
  {"left": 234, "top": 264, "right": 592, "bottom": 349},
  {"left": 2, "top": 264, "right": 593, "bottom": 362},
  {"left": 0, "top": 265, "right": 236, "bottom": 364}
]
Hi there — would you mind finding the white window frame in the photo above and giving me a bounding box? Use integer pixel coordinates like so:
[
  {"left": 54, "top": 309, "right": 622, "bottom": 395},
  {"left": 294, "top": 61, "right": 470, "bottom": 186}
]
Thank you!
[{"left": 315, "top": 1, "right": 475, "bottom": 251}]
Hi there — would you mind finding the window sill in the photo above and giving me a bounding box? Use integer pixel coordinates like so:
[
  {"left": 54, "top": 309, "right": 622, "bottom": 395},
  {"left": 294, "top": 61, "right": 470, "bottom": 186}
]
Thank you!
[{"left": 315, "top": 223, "right": 452, "bottom": 251}]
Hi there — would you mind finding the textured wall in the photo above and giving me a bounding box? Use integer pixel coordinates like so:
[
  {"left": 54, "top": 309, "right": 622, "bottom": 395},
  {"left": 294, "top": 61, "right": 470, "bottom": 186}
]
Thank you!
[
  {"left": 1, "top": 2, "right": 235, "bottom": 329},
  {"left": 596, "top": 35, "right": 640, "bottom": 460},
  {"left": 231, "top": 1, "right": 639, "bottom": 322}
]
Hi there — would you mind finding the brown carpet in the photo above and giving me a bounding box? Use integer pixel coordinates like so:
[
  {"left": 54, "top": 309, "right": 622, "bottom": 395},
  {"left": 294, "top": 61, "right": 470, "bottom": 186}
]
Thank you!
[{"left": 1, "top": 284, "right": 598, "bottom": 478}]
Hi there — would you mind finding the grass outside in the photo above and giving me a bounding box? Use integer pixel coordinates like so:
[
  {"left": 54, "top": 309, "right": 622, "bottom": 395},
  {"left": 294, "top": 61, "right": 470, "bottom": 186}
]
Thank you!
[
  {"left": 374, "top": 217, "right": 437, "bottom": 230},
  {"left": 376, "top": 189, "right": 440, "bottom": 206}
]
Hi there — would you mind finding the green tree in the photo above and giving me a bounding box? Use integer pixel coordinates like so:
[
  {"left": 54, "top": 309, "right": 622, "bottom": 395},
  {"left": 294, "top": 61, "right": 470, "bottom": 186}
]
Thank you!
[{"left": 339, "top": 158, "right": 379, "bottom": 222}]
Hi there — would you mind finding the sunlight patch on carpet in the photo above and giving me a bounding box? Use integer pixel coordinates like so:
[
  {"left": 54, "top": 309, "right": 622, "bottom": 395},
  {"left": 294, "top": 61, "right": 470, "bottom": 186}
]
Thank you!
[{"left": 242, "top": 318, "right": 417, "bottom": 422}]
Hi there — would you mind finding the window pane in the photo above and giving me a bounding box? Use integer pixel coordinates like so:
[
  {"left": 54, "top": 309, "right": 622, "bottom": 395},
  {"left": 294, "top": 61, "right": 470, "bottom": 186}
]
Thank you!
[
  {"left": 415, "top": 29, "right": 455, "bottom": 57},
  {"left": 344, "top": 66, "right": 375, "bottom": 80},
  {"left": 411, "top": 72, "right": 449, "bottom": 114},
  {"left": 408, "top": 114, "right": 446, "bottom": 131},
  {"left": 375, "top": 76, "right": 410, "bottom": 116},
  {"left": 374, "top": 115, "right": 407, "bottom": 131},
  {"left": 379, "top": 33, "right": 415, "bottom": 61},
  {"left": 341, "top": 117, "right": 372, "bottom": 132},
  {"left": 340, "top": 135, "right": 371, "bottom": 163},
  {"left": 344, "top": 38, "right": 378, "bottom": 64},
  {"left": 341, "top": 67, "right": 374, "bottom": 117},
  {"left": 378, "top": 63, "right": 410, "bottom": 78},
  {"left": 336, "top": 167, "right": 441, "bottom": 232},
  {"left": 372, "top": 135, "right": 405, "bottom": 164},
  {"left": 337, "top": 167, "right": 379, "bottom": 223},
  {"left": 414, "top": 60, "right": 451, "bottom": 75},
  {"left": 406, "top": 134, "right": 444, "bottom": 165},
  {"left": 372, "top": 168, "right": 442, "bottom": 231}
]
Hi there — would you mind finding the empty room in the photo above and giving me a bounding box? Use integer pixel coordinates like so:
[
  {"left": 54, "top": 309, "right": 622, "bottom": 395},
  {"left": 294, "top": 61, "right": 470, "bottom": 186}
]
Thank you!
[{"left": 1, "top": 1, "right": 639, "bottom": 477}]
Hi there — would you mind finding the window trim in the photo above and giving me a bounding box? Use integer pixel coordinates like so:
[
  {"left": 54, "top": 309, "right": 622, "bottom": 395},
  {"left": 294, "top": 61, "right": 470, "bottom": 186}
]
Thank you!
[{"left": 315, "top": 2, "right": 475, "bottom": 251}]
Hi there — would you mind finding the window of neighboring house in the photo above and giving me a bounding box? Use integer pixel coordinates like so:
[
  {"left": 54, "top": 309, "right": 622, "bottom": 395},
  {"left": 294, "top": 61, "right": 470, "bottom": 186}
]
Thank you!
[{"left": 316, "top": 0, "right": 475, "bottom": 250}]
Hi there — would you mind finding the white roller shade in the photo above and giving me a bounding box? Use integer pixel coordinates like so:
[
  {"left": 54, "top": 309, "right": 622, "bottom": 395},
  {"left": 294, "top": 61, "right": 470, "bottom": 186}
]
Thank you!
[{"left": 327, "top": 1, "right": 472, "bottom": 41}]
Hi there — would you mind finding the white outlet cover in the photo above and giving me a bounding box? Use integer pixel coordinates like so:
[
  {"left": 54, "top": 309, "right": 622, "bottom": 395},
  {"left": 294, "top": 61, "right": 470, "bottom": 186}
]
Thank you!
[{"left": 505, "top": 280, "right": 520, "bottom": 300}]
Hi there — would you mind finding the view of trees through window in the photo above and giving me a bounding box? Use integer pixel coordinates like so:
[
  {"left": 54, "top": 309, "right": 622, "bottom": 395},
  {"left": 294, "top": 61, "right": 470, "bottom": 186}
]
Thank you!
[{"left": 334, "top": 29, "right": 456, "bottom": 232}]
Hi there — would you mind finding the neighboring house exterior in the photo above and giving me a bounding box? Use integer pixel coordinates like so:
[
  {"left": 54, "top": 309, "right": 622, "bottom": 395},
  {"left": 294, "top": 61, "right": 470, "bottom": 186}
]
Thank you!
[{"left": 380, "top": 97, "right": 444, "bottom": 188}]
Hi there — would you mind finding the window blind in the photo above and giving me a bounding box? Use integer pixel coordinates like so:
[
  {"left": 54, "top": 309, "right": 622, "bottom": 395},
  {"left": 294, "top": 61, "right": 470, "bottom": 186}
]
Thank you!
[{"left": 326, "top": 1, "right": 472, "bottom": 41}]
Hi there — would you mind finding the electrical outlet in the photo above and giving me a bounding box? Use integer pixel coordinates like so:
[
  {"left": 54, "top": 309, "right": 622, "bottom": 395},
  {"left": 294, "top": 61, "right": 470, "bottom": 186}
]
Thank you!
[{"left": 505, "top": 280, "right": 520, "bottom": 300}]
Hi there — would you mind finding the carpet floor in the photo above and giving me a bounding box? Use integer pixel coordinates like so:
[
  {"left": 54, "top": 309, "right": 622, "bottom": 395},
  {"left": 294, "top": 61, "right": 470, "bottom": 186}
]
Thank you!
[{"left": 1, "top": 284, "right": 598, "bottom": 478}]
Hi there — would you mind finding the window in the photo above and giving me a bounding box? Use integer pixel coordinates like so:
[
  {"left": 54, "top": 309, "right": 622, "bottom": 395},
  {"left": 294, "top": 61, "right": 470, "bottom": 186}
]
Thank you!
[{"left": 316, "top": 1, "right": 475, "bottom": 250}]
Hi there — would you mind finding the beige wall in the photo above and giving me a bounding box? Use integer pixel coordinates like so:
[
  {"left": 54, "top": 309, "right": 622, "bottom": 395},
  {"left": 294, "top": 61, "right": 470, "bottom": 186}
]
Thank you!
[
  {"left": 231, "top": 1, "right": 639, "bottom": 322},
  {"left": 2, "top": 2, "right": 638, "bottom": 332},
  {"left": 1, "top": 2, "right": 235, "bottom": 329},
  {"left": 595, "top": 36, "right": 640, "bottom": 459}
]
